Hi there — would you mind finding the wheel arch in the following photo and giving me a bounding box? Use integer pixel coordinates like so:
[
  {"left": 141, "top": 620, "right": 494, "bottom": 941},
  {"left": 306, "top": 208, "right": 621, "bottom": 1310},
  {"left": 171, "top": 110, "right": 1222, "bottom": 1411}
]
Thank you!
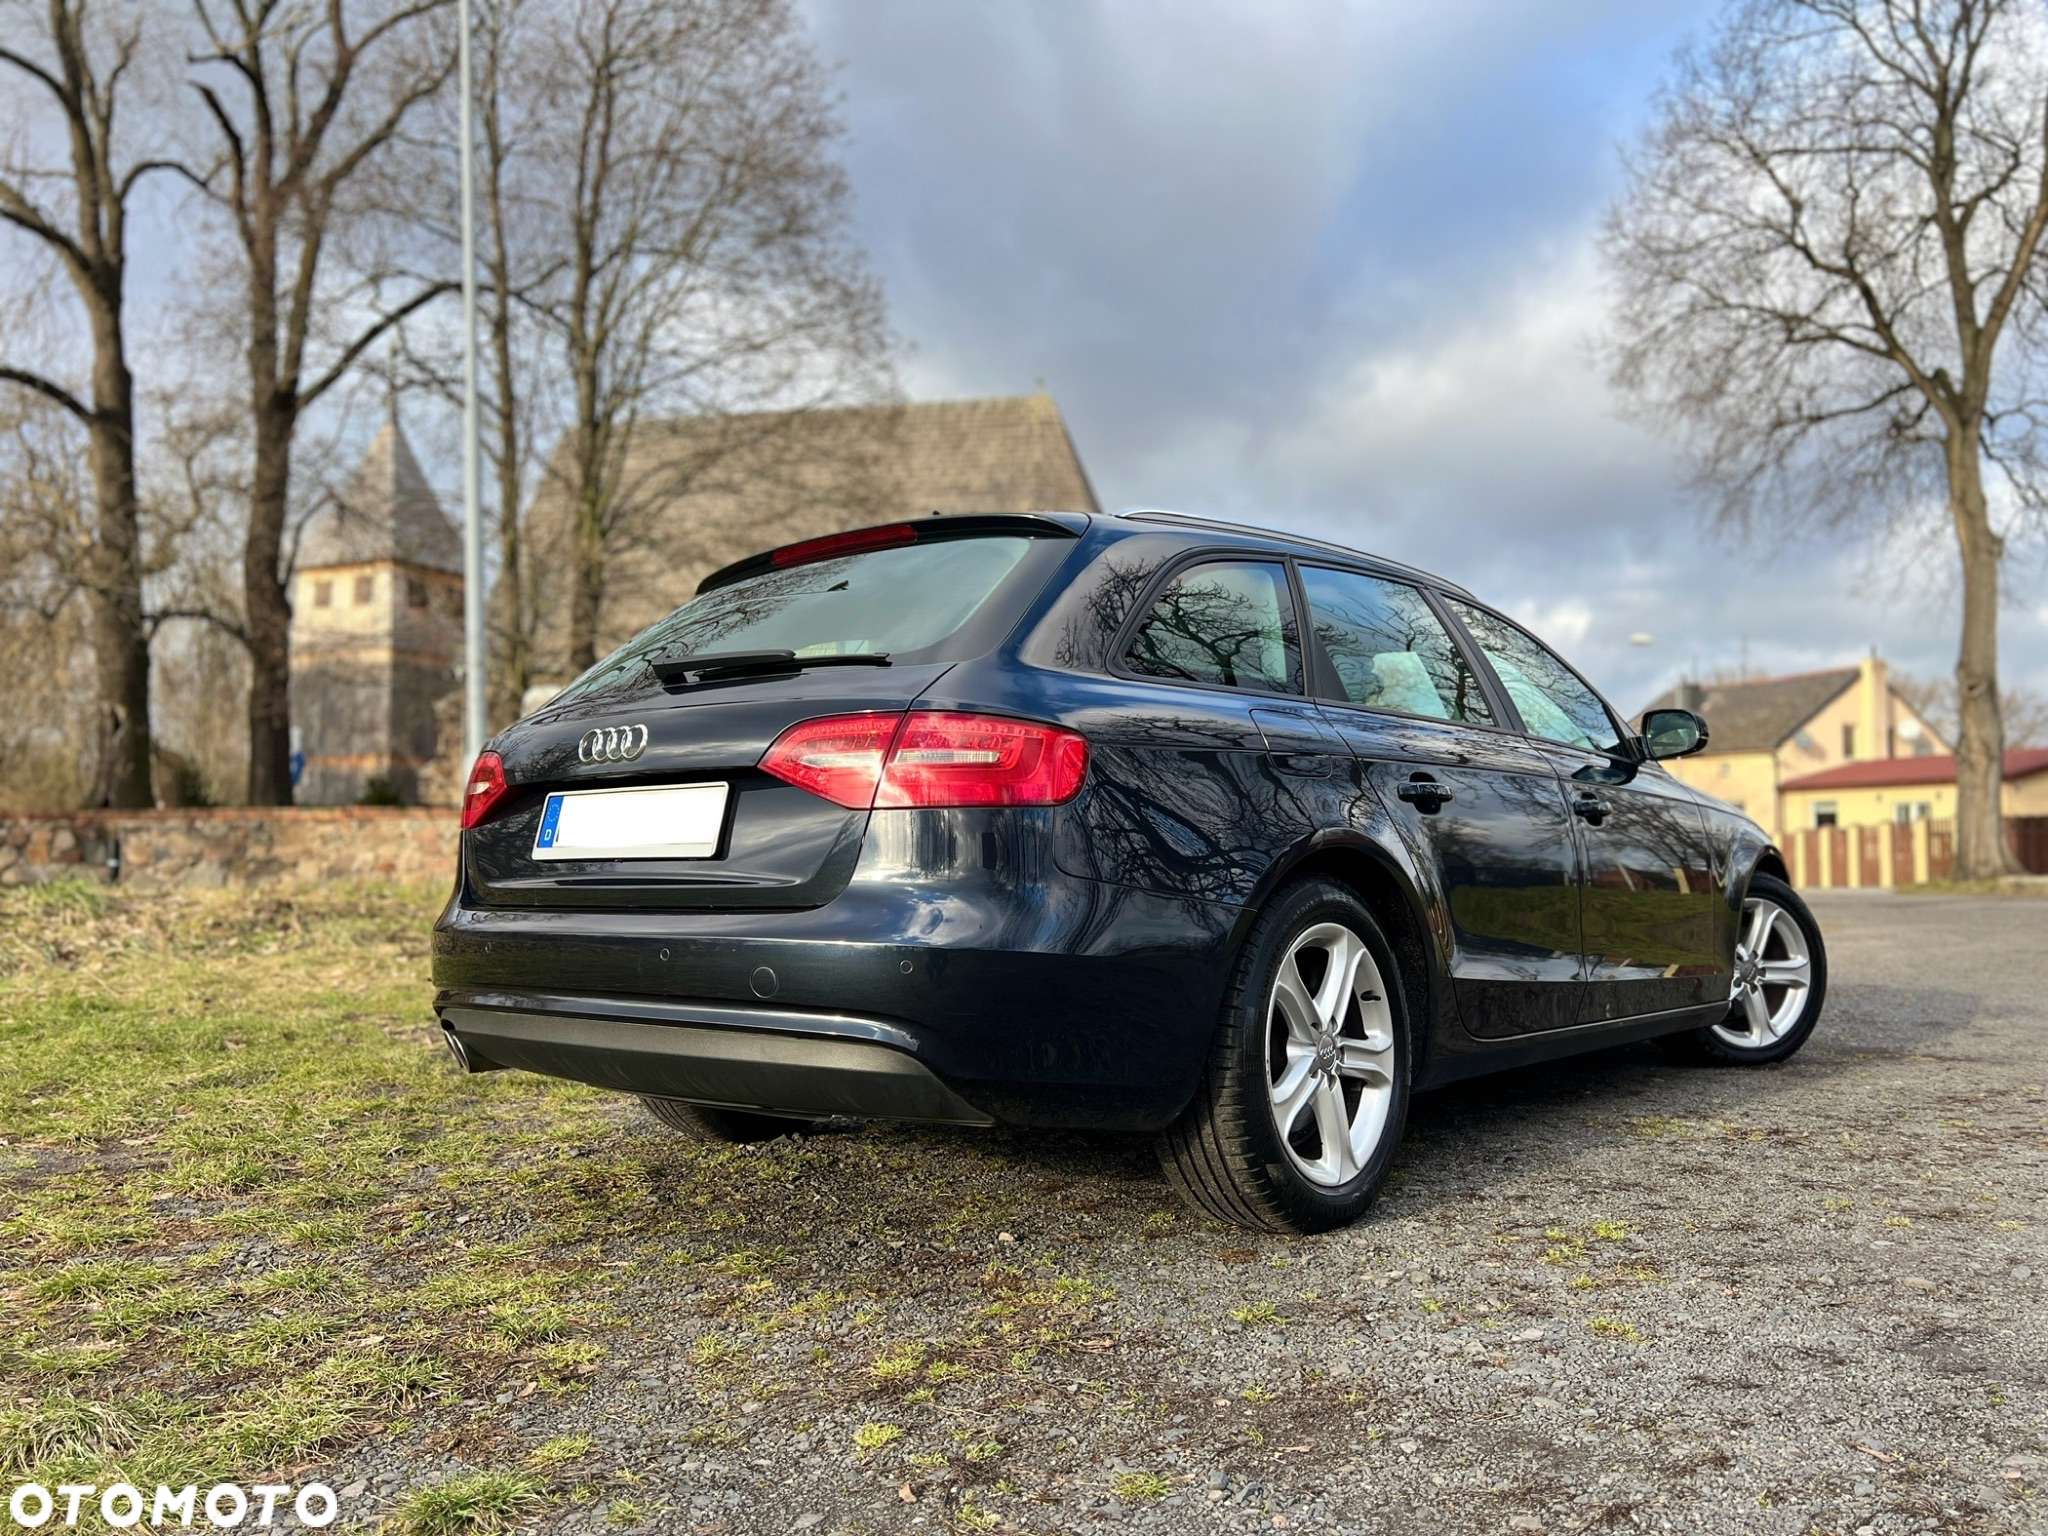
[
  {"left": 1222, "top": 832, "right": 1449, "bottom": 1084},
  {"left": 1724, "top": 823, "right": 1789, "bottom": 909}
]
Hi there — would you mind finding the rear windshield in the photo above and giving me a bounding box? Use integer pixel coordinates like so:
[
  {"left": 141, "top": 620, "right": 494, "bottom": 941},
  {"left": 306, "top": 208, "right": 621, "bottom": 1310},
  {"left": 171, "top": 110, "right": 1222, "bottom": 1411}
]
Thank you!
[{"left": 557, "top": 535, "right": 1045, "bottom": 701}]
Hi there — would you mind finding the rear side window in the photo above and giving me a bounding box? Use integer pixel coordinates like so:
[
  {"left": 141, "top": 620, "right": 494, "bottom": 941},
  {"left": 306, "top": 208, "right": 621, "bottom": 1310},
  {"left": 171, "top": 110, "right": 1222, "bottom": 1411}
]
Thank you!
[
  {"left": 559, "top": 536, "right": 1038, "bottom": 701},
  {"left": 1123, "top": 560, "right": 1301, "bottom": 694},
  {"left": 1300, "top": 567, "right": 1494, "bottom": 724}
]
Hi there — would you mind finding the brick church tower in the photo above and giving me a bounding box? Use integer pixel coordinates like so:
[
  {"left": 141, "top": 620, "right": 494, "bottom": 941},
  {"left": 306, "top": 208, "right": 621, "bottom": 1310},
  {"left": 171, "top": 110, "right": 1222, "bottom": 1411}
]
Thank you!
[{"left": 289, "top": 412, "right": 463, "bottom": 805}]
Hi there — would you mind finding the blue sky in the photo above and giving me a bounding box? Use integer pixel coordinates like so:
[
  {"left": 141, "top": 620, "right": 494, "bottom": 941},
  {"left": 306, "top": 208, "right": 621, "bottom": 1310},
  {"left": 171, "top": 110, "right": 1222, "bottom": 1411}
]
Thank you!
[{"left": 801, "top": 0, "right": 2048, "bottom": 715}]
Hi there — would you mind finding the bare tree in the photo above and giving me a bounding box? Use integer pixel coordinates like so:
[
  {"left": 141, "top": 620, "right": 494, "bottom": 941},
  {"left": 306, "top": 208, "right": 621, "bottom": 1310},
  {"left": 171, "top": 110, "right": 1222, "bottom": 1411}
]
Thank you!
[
  {"left": 1606, "top": 0, "right": 2048, "bottom": 877},
  {"left": 390, "top": 0, "right": 889, "bottom": 721},
  {"left": 451, "top": 0, "right": 554, "bottom": 724},
  {"left": 0, "top": 399, "right": 101, "bottom": 806},
  {"left": 182, "top": 0, "right": 451, "bottom": 803},
  {"left": 531, "top": 0, "right": 891, "bottom": 672},
  {"left": 0, "top": 0, "right": 178, "bottom": 807},
  {"left": 1894, "top": 667, "right": 2048, "bottom": 747}
]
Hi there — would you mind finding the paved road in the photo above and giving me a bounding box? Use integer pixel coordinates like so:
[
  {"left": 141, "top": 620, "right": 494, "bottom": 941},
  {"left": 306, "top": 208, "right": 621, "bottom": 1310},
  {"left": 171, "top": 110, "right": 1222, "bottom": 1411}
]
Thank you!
[{"left": 326, "top": 892, "right": 2048, "bottom": 1535}]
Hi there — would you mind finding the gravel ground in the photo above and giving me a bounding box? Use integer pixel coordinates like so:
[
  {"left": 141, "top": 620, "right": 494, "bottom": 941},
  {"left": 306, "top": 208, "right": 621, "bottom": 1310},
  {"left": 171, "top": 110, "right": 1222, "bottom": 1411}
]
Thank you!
[{"left": 312, "top": 891, "right": 2048, "bottom": 1536}]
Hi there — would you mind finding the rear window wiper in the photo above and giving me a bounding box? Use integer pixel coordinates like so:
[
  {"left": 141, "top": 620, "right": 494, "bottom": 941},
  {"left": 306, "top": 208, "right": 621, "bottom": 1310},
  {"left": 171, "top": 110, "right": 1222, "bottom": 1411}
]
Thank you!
[{"left": 648, "top": 648, "right": 892, "bottom": 687}]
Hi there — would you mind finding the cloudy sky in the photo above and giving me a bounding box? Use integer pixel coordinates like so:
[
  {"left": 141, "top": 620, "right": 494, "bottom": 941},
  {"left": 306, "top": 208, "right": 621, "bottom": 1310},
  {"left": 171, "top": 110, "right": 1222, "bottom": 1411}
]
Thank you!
[{"left": 800, "top": 0, "right": 2048, "bottom": 716}]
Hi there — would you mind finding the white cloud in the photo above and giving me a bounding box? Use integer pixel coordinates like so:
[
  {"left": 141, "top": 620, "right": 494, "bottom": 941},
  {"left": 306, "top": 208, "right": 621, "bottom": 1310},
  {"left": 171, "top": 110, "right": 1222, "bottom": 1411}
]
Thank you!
[
  {"left": 803, "top": 0, "right": 2048, "bottom": 710},
  {"left": 1251, "top": 242, "right": 1661, "bottom": 528}
]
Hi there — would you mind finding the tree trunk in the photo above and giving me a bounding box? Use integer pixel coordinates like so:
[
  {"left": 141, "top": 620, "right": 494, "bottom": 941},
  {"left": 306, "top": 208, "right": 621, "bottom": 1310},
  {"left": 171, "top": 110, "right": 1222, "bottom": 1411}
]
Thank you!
[
  {"left": 486, "top": 216, "right": 528, "bottom": 726},
  {"left": 568, "top": 477, "right": 605, "bottom": 673},
  {"left": 487, "top": 380, "right": 528, "bottom": 723},
  {"left": 83, "top": 292, "right": 153, "bottom": 808},
  {"left": 83, "top": 587, "right": 152, "bottom": 808},
  {"left": 1946, "top": 432, "right": 2016, "bottom": 879},
  {"left": 244, "top": 384, "right": 297, "bottom": 806}
]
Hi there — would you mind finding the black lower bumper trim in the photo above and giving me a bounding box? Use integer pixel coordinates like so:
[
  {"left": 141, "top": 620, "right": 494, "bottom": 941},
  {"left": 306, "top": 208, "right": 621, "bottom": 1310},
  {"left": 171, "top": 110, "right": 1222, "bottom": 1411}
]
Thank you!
[{"left": 437, "top": 996, "right": 995, "bottom": 1126}]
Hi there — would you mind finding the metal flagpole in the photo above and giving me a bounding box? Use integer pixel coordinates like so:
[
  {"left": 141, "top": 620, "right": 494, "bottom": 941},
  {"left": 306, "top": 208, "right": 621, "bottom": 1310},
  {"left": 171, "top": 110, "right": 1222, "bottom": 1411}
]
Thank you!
[{"left": 458, "top": 0, "right": 486, "bottom": 761}]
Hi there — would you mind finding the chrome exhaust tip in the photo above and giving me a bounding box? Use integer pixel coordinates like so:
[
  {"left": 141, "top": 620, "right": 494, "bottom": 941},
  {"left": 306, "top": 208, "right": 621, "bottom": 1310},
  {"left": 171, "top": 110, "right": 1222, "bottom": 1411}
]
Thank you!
[{"left": 441, "top": 1020, "right": 502, "bottom": 1074}]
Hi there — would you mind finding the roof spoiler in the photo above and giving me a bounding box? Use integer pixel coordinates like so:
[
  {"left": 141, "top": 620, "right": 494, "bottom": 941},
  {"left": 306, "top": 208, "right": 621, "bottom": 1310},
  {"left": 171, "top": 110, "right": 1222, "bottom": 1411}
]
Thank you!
[{"left": 695, "top": 512, "right": 1085, "bottom": 596}]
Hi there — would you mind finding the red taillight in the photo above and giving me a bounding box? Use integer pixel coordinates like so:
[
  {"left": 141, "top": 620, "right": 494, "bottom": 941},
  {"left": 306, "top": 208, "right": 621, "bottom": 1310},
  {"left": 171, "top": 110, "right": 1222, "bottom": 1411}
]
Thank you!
[
  {"left": 768, "top": 523, "right": 917, "bottom": 568},
  {"left": 759, "top": 711, "right": 1089, "bottom": 810},
  {"left": 876, "top": 712, "right": 1090, "bottom": 808},
  {"left": 461, "top": 750, "right": 510, "bottom": 830},
  {"left": 757, "top": 713, "right": 902, "bottom": 809}
]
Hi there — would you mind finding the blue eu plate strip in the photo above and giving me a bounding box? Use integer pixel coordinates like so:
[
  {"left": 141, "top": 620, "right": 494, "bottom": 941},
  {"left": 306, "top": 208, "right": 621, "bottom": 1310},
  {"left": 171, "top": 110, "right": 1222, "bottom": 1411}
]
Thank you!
[{"left": 536, "top": 794, "right": 565, "bottom": 850}]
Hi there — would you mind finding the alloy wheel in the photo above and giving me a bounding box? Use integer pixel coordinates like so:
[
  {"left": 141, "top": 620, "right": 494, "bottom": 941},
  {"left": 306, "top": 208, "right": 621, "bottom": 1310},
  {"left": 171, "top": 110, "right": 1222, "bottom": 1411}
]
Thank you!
[
  {"left": 1714, "top": 895, "right": 1813, "bottom": 1050},
  {"left": 1265, "top": 921, "right": 1397, "bottom": 1188}
]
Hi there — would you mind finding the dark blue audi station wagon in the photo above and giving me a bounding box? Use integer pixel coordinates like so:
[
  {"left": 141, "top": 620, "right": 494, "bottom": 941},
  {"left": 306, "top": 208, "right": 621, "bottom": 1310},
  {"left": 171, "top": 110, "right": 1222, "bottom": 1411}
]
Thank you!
[{"left": 433, "top": 510, "right": 1827, "bottom": 1233}]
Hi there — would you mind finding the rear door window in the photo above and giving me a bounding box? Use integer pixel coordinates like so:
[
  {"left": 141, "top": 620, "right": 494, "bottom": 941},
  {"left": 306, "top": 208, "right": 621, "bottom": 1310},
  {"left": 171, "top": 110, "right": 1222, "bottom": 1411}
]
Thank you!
[
  {"left": 1300, "top": 566, "right": 1494, "bottom": 724},
  {"left": 1123, "top": 560, "right": 1301, "bottom": 694}
]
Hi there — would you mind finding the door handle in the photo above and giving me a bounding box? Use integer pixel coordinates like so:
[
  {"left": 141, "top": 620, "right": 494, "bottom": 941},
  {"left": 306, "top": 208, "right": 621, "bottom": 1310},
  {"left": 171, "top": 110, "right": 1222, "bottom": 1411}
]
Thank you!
[
  {"left": 1397, "top": 778, "right": 1455, "bottom": 813},
  {"left": 1572, "top": 792, "right": 1608, "bottom": 826}
]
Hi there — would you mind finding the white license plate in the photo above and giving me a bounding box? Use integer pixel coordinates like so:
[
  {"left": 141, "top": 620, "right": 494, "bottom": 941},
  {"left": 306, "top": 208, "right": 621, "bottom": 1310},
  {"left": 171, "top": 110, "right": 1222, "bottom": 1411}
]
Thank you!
[{"left": 531, "top": 783, "right": 729, "bottom": 861}]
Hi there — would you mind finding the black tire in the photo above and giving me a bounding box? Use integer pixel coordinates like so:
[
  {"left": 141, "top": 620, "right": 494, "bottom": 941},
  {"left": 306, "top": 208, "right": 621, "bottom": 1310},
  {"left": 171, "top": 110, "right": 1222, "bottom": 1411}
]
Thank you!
[
  {"left": 1156, "top": 878, "right": 1411, "bottom": 1234},
  {"left": 638, "top": 1097, "right": 814, "bottom": 1143},
  {"left": 1662, "top": 872, "right": 1827, "bottom": 1065}
]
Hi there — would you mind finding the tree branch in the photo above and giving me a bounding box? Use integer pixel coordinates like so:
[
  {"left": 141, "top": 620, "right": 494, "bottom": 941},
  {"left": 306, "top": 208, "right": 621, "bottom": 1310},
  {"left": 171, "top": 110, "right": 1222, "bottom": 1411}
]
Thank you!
[
  {"left": 299, "top": 281, "right": 455, "bottom": 406},
  {"left": 0, "top": 367, "right": 93, "bottom": 422},
  {"left": 0, "top": 44, "right": 72, "bottom": 107}
]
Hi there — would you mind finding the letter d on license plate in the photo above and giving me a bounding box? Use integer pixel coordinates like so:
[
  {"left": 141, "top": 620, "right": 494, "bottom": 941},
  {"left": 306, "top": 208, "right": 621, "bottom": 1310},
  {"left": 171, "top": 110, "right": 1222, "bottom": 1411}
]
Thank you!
[{"left": 531, "top": 783, "right": 728, "bottom": 860}]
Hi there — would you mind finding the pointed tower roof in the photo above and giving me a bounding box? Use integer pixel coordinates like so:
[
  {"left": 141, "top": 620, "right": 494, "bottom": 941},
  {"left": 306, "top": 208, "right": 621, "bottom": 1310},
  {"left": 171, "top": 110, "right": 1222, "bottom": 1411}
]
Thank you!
[{"left": 298, "top": 413, "right": 463, "bottom": 574}]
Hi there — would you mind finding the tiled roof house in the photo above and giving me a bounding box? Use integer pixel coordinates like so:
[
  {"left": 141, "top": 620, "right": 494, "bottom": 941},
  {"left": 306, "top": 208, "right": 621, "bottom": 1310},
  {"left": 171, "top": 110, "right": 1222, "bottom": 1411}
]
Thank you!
[{"left": 1640, "top": 656, "right": 1948, "bottom": 837}]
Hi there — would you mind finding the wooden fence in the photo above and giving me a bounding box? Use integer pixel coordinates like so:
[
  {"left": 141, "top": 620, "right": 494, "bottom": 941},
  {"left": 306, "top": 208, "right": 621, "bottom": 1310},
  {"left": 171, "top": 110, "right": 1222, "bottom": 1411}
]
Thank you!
[{"left": 1788, "top": 815, "right": 2048, "bottom": 887}]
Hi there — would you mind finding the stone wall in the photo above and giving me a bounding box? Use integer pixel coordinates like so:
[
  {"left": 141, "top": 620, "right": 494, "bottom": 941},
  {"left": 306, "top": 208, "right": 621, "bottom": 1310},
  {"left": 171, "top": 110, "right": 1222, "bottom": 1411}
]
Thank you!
[{"left": 0, "top": 808, "right": 458, "bottom": 890}]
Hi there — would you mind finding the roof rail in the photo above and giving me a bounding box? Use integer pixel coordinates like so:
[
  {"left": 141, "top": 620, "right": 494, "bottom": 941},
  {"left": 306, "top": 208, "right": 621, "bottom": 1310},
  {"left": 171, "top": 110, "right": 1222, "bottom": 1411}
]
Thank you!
[{"left": 1112, "top": 508, "right": 1469, "bottom": 597}]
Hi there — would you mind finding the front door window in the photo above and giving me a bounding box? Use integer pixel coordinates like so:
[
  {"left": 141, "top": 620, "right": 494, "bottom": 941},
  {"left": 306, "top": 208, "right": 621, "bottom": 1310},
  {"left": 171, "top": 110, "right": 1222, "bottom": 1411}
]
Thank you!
[
  {"left": 1445, "top": 602, "right": 1622, "bottom": 754},
  {"left": 1447, "top": 601, "right": 1722, "bottom": 1023}
]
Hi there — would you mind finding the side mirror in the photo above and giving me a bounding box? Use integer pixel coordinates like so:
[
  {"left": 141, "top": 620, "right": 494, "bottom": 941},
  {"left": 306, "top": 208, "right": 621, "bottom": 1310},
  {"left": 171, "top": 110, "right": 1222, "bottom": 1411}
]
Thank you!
[{"left": 1639, "top": 707, "right": 1708, "bottom": 761}]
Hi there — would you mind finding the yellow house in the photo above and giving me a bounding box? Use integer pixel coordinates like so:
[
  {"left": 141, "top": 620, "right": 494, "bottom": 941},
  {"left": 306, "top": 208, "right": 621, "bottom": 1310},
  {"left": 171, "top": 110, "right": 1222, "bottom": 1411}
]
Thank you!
[
  {"left": 1640, "top": 655, "right": 1947, "bottom": 840},
  {"left": 1780, "top": 748, "right": 2048, "bottom": 828}
]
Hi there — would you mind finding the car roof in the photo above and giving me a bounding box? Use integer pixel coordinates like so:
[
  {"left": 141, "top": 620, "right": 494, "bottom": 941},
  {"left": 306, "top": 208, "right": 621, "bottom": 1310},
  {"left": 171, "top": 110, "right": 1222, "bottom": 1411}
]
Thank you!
[
  {"left": 1108, "top": 508, "right": 1474, "bottom": 599},
  {"left": 696, "top": 506, "right": 1476, "bottom": 604}
]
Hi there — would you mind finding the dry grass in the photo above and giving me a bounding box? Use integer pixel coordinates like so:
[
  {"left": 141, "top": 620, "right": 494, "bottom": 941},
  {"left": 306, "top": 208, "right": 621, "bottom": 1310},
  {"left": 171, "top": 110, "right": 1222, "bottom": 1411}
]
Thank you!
[{"left": 0, "top": 881, "right": 614, "bottom": 1508}]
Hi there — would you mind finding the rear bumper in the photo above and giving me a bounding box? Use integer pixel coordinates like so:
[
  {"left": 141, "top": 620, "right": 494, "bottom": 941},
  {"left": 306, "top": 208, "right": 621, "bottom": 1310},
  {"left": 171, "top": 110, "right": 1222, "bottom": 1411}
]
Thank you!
[
  {"left": 439, "top": 989, "right": 994, "bottom": 1125},
  {"left": 431, "top": 848, "right": 1241, "bottom": 1131}
]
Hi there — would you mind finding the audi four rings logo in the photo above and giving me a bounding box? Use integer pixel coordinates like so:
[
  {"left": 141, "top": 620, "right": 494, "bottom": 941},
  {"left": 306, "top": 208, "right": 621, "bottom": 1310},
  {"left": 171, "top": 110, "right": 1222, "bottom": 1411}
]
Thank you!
[{"left": 578, "top": 723, "right": 649, "bottom": 763}]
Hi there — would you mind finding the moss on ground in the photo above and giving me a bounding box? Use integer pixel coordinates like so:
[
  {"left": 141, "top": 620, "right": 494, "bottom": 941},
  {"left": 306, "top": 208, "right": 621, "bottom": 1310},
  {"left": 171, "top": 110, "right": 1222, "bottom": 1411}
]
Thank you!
[
  {"left": 0, "top": 886, "right": 605, "bottom": 1503},
  {"left": 0, "top": 881, "right": 1128, "bottom": 1531}
]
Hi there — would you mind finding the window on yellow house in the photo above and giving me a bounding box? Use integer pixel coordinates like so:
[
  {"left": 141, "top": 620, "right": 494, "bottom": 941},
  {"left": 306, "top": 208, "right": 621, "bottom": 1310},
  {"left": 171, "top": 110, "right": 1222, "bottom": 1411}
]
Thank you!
[
  {"left": 1814, "top": 802, "right": 1839, "bottom": 828},
  {"left": 354, "top": 573, "right": 374, "bottom": 605},
  {"left": 312, "top": 579, "right": 332, "bottom": 608},
  {"left": 1893, "top": 802, "right": 1931, "bottom": 824},
  {"left": 1841, "top": 724, "right": 1855, "bottom": 757}
]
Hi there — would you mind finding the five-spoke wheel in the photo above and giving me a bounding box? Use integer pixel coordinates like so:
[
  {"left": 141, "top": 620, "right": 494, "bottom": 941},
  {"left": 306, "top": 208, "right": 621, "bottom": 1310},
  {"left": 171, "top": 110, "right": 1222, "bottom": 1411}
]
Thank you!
[
  {"left": 1667, "top": 871, "right": 1828, "bottom": 1065},
  {"left": 1158, "top": 878, "right": 1410, "bottom": 1233},
  {"left": 1715, "top": 892, "right": 1813, "bottom": 1049},
  {"left": 1265, "top": 921, "right": 1398, "bottom": 1189}
]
